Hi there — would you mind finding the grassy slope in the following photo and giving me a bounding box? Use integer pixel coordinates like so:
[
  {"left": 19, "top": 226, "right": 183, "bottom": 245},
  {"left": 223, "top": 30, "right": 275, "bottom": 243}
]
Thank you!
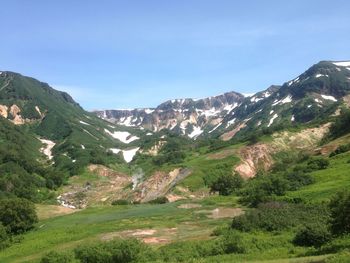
[{"left": 286, "top": 151, "right": 350, "bottom": 202}]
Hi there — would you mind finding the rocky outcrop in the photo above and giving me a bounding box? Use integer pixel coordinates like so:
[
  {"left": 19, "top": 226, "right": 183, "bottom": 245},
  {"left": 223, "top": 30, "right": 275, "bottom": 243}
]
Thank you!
[{"left": 134, "top": 168, "right": 192, "bottom": 202}]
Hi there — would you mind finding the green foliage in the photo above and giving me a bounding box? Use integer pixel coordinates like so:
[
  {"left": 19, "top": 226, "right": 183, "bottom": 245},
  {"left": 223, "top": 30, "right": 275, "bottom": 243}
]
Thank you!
[
  {"left": 0, "top": 198, "right": 38, "bottom": 234},
  {"left": 111, "top": 199, "right": 130, "bottom": 206},
  {"left": 40, "top": 251, "right": 74, "bottom": 263},
  {"left": 328, "top": 109, "right": 350, "bottom": 140},
  {"left": 330, "top": 143, "right": 350, "bottom": 157},
  {"left": 210, "top": 174, "right": 244, "bottom": 196},
  {"left": 232, "top": 202, "right": 330, "bottom": 232},
  {"left": 74, "top": 238, "right": 149, "bottom": 263},
  {"left": 0, "top": 223, "right": 9, "bottom": 249},
  {"left": 240, "top": 174, "right": 290, "bottom": 207},
  {"left": 306, "top": 157, "right": 330, "bottom": 171},
  {"left": 148, "top": 196, "right": 168, "bottom": 204},
  {"left": 329, "top": 190, "right": 350, "bottom": 236},
  {"left": 293, "top": 223, "right": 331, "bottom": 247},
  {"left": 325, "top": 249, "right": 350, "bottom": 263}
]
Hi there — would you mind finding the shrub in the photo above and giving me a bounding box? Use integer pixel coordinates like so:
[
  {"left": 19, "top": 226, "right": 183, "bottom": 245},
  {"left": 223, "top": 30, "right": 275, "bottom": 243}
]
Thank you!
[
  {"left": 219, "top": 231, "right": 246, "bottom": 254},
  {"left": 293, "top": 223, "right": 331, "bottom": 247},
  {"left": 111, "top": 199, "right": 129, "bottom": 206},
  {"left": 0, "top": 198, "right": 38, "bottom": 234},
  {"left": 148, "top": 196, "right": 168, "bottom": 204},
  {"left": 40, "top": 251, "right": 73, "bottom": 263},
  {"left": 74, "top": 238, "right": 148, "bottom": 263},
  {"left": 306, "top": 157, "right": 329, "bottom": 171},
  {"left": 210, "top": 174, "right": 244, "bottom": 196},
  {"left": 232, "top": 202, "right": 330, "bottom": 232},
  {"left": 330, "top": 191, "right": 350, "bottom": 235},
  {"left": 0, "top": 223, "right": 9, "bottom": 249}
]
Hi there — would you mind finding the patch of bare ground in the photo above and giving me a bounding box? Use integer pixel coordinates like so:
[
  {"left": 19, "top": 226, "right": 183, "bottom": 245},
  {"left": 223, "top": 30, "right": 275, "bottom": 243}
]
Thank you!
[
  {"left": 58, "top": 165, "right": 132, "bottom": 208},
  {"left": 220, "top": 121, "right": 247, "bottom": 141},
  {"left": 196, "top": 207, "right": 243, "bottom": 219},
  {"left": 100, "top": 228, "right": 177, "bottom": 244},
  {"left": 36, "top": 205, "right": 77, "bottom": 220},
  {"left": 166, "top": 193, "right": 185, "bottom": 202},
  {"left": 178, "top": 203, "right": 202, "bottom": 209}
]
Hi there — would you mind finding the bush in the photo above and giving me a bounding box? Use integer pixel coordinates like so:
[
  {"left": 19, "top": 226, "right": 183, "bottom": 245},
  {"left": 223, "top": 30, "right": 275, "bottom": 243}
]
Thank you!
[
  {"left": 111, "top": 199, "right": 129, "bottom": 206},
  {"left": 40, "top": 251, "right": 73, "bottom": 263},
  {"left": 74, "top": 238, "right": 148, "bottom": 263},
  {"left": 330, "top": 190, "right": 350, "bottom": 235},
  {"left": 210, "top": 174, "right": 244, "bottom": 196},
  {"left": 0, "top": 223, "right": 9, "bottom": 249},
  {"left": 219, "top": 231, "right": 246, "bottom": 254},
  {"left": 240, "top": 175, "right": 289, "bottom": 207},
  {"left": 232, "top": 202, "right": 330, "bottom": 232},
  {"left": 306, "top": 157, "right": 329, "bottom": 171},
  {"left": 148, "top": 196, "right": 168, "bottom": 204},
  {"left": 293, "top": 223, "right": 331, "bottom": 247},
  {"left": 0, "top": 198, "right": 38, "bottom": 234}
]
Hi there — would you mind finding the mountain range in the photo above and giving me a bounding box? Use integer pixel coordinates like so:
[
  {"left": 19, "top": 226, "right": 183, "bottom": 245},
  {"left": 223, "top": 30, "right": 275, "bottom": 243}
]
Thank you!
[{"left": 94, "top": 61, "right": 350, "bottom": 140}]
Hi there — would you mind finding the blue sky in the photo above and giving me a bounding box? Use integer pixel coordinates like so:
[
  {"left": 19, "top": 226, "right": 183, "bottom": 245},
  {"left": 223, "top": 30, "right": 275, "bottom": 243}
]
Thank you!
[{"left": 0, "top": 0, "right": 349, "bottom": 110}]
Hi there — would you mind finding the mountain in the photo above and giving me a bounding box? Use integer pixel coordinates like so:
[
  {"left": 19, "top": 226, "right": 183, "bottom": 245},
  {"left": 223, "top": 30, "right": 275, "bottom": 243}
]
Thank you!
[
  {"left": 94, "top": 91, "right": 244, "bottom": 139},
  {"left": 0, "top": 71, "right": 149, "bottom": 189},
  {"left": 94, "top": 61, "right": 350, "bottom": 140}
]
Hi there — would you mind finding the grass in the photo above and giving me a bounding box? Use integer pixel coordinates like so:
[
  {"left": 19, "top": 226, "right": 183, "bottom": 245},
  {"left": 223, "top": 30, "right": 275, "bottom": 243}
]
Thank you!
[
  {"left": 0, "top": 197, "right": 239, "bottom": 263},
  {"left": 286, "top": 152, "right": 350, "bottom": 202}
]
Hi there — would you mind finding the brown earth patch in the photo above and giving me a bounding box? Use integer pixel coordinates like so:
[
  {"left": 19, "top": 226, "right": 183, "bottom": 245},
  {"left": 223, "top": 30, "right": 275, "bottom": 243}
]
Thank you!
[
  {"left": 220, "top": 122, "right": 247, "bottom": 141},
  {"left": 178, "top": 203, "right": 202, "bottom": 209},
  {"left": 142, "top": 237, "right": 169, "bottom": 244},
  {"left": 235, "top": 143, "right": 274, "bottom": 178}
]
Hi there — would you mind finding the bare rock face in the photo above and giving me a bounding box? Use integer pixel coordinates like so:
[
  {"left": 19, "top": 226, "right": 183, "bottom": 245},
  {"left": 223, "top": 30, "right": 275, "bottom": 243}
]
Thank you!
[
  {"left": 0, "top": 105, "right": 8, "bottom": 118},
  {"left": 134, "top": 168, "right": 192, "bottom": 203},
  {"left": 235, "top": 144, "right": 274, "bottom": 178}
]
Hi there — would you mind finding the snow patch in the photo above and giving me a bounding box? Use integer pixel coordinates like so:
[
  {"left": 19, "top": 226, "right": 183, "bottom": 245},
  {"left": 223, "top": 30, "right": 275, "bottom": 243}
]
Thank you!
[
  {"left": 270, "top": 110, "right": 274, "bottom": 115},
  {"left": 291, "top": 115, "right": 295, "bottom": 122},
  {"left": 79, "top": 120, "right": 90, "bottom": 125},
  {"left": 104, "top": 129, "right": 139, "bottom": 144},
  {"left": 315, "top": 73, "right": 328, "bottom": 78},
  {"left": 250, "top": 96, "right": 263, "bottom": 103},
  {"left": 81, "top": 145, "right": 85, "bottom": 150},
  {"left": 144, "top": 109, "right": 154, "bottom": 114},
  {"left": 39, "top": 138, "right": 55, "bottom": 160},
  {"left": 188, "top": 126, "right": 203, "bottom": 139},
  {"left": 287, "top": 77, "right": 300, "bottom": 86},
  {"left": 208, "top": 122, "right": 222, "bottom": 133},
  {"left": 146, "top": 132, "right": 153, "bottom": 136},
  {"left": 321, "top": 94, "right": 337, "bottom": 102},
  {"left": 226, "top": 118, "right": 236, "bottom": 128},
  {"left": 332, "top": 61, "right": 350, "bottom": 67},
  {"left": 272, "top": 95, "right": 292, "bottom": 106},
  {"left": 224, "top": 103, "right": 238, "bottom": 113},
  {"left": 267, "top": 114, "right": 278, "bottom": 127},
  {"left": 122, "top": 148, "right": 140, "bottom": 163}
]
